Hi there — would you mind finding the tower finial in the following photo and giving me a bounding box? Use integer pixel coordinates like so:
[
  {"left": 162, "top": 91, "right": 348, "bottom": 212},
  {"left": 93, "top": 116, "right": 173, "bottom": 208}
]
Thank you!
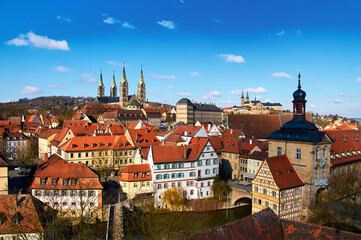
[
  {"left": 297, "top": 69, "right": 301, "bottom": 89},
  {"left": 99, "top": 69, "right": 104, "bottom": 87}
]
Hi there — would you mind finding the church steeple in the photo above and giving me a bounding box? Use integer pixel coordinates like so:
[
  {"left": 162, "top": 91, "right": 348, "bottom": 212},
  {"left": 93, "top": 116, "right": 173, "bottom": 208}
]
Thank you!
[
  {"left": 137, "top": 66, "right": 146, "bottom": 105},
  {"left": 292, "top": 70, "right": 307, "bottom": 118},
  {"left": 246, "top": 91, "right": 249, "bottom": 102},
  {"left": 119, "top": 64, "right": 129, "bottom": 108},
  {"left": 241, "top": 90, "right": 244, "bottom": 106},
  {"left": 97, "top": 70, "right": 105, "bottom": 97},
  {"left": 110, "top": 71, "right": 117, "bottom": 98}
]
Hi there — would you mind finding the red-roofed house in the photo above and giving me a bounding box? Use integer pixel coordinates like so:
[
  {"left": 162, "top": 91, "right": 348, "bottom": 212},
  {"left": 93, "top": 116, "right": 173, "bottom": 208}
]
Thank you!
[
  {"left": 252, "top": 155, "right": 304, "bottom": 221},
  {"left": 148, "top": 138, "right": 219, "bottom": 206},
  {"left": 50, "top": 116, "right": 59, "bottom": 128},
  {"left": 195, "top": 121, "right": 223, "bottom": 136},
  {"left": 0, "top": 194, "right": 44, "bottom": 238},
  {"left": 323, "top": 130, "right": 361, "bottom": 176},
  {"left": 127, "top": 120, "right": 152, "bottom": 130},
  {"left": 30, "top": 154, "right": 103, "bottom": 220},
  {"left": 118, "top": 164, "right": 152, "bottom": 198},
  {"left": 142, "top": 108, "right": 162, "bottom": 126}
]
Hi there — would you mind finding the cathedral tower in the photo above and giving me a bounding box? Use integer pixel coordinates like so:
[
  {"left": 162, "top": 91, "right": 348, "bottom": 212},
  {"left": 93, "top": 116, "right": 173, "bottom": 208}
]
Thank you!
[
  {"left": 241, "top": 90, "right": 244, "bottom": 106},
  {"left": 97, "top": 71, "right": 105, "bottom": 97},
  {"left": 110, "top": 71, "right": 117, "bottom": 98},
  {"left": 137, "top": 67, "right": 146, "bottom": 105},
  {"left": 119, "top": 66, "right": 129, "bottom": 108},
  {"left": 246, "top": 91, "right": 249, "bottom": 102}
]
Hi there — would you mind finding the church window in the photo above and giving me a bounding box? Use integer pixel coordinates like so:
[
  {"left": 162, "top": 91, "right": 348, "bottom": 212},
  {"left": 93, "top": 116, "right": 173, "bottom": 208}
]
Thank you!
[
  {"left": 315, "top": 168, "right": 318, "bottom": 179},
  {"left": 316, "top": 149, "right": 319, "bottom": 160}
]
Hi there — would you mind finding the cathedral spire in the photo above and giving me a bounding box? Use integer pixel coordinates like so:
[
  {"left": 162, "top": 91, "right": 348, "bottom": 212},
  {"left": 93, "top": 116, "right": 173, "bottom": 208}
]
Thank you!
[
  {"left": 121, "top": 64, "right": 127, "bottom": 83},
  {"left": 139, "top": 65, "right": 144, "bottom": 85},
  {"left": 241, "top": 90, "right": 244, "bottom": 98},
  {"left": 111, "top": 71, "right": 116, "bottom": 88},
  {"left": 99, "top": 69, "right": 104, "bottom": 87}
]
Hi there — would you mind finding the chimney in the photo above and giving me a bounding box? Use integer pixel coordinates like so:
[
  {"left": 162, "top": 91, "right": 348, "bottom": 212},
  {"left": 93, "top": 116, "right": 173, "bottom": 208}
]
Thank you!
[
  {"left": 136, "top": 132, "right": 139, "bottom": 141},
  {"left": 184, "top": 131, "right": 187, "bottom": 136},
  {"left": 184, "top": 146, "right": 187, "bottom": 159},
  {"left": 250, "top": 139, "right": 253, "bottom": 144}
]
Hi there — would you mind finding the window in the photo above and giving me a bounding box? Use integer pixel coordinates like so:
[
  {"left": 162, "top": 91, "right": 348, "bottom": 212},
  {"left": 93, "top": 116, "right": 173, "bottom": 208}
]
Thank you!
[
  {"left": 281, "top": 204, "right": 285, "bottom": 210},
  {"left": 253, "top": 198, "right": 257, "bottom": 203},
  {"left": 272, "top": 191, "right": 276, "bottom": 197},
  {"left": 70, "top": 153, "right": 74, "bottom": 158},
  {"left": 78, "top": 153, "right": 81, "bottom": 158},
  {"left": 52, "top": 179, "right": 57, "bottom": 186},
  {"left": 235, "top": 164, "right": 237, "bottom": 170},
  {"left": 273, "top": 204, "right": 277, "bottom": 210},
  {"left": 190, "top": 190, "right": 194, "bottom": 195},
  {"left": 281, "top": 192, "right": 285, "bottom": 198},
  {"left": 255, "top": 187, "right": 258, "bottom": 192},
  {"left": 316, "top": 149, "right": 319, "bottom": 160},
  {"left": 71, "top": 179, "right": 77, "bottom": 186},
  {"left": 63, "top": 179, "right": 68, "bottom": 186},
  {"left": 296, "top": 149, "right": 301, "bottom": 159},
  {"left": 323, "top": 149, "right": 326, "bottom": 159},
  {"left": 89, "top": 190, "right": 95, "bottom": 197},
  {"left": 206, "top": 160, "right": 210, "bottom": 165},
  {"left": 266, "top": 201, "right": 269, "bottom": 207},
  {"left": 63, "top": 202, "right": 67, "bottom": 206},
  {"left": 71, "top": 202, "right": 76, "bottom": 207},
  {"left": 197, "top": 160, "right": 202, "bottom": 166},
  {"left": 263, "top": 189, "right": 267, "bottom": 195},
  {"left": 147, "top": 182, "right": 150, "bottom": 186},
  {"left": 277, "top": 147, "right": 282, "bottom": 156},
  {"left": 205, "top": 169, "right": 210, "bottom": 175},
  {"left": 40, "top": 179, "right": 46, "bottom": 186},
  {"left": 258, "top": 199, "right": 262, "bottom": 205},
  {"left": 295, "top": 201, "right": 298, "bottom": 207},
  {"left": 172, "top": 183, "right": 175, "bottom": 188},
  {"left": 322, "top": 167, "right": 326, "bottom": 178},
  {"left": 295, "top": 189, "right": 299, "bottom": 195},
  {"left": 134, "top": 183, "right": 138, "bottom": 187},
  {"left": 315, "top": 168, "right": 318, "bottom": 179}
]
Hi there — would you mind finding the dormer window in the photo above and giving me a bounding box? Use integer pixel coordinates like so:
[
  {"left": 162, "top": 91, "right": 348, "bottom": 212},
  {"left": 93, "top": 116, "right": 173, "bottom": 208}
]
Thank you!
[
  {"left": 40, "top": 178, "right": 46, "bottom": 186},
  {"left": 356, "top": 135, "right": 359, "bottom": 141},
  {"left": 277, "top": 172, "right": 281, "bottom": 176},
  {"left": 71, "top": 179, "right": 77, "bottom": 186},
  {"left": 134, "top": 173, "right": 138, "bottom": 179},
  {"left": 142, "top": 173, "right": 145, "bottom": 178},
  {"left": 72, "top": 144, "right": 76, "bottom": 148},
  {"left": 344, "top": 150, "right": 347, "bottom": 158},
  {"left": 288, "top": 170, "right": 293, "bottom": 174},
  {"left": 52, "top": 179, "right": 57, "bottom": 186},
  {"left": 63, "top": 179, "right": 68, "bottom": 186},
  {"left": 92, "top": 143, "right": 96, "bottom": 147},
  {"left": 343, "top": 135, "right": 347, "bottom": 142}
]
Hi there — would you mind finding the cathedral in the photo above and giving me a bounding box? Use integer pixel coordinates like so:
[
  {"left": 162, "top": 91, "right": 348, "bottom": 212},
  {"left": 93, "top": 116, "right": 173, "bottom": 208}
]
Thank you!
[{"left": 96, "top": 66, "right": 146, "bottom": 108}]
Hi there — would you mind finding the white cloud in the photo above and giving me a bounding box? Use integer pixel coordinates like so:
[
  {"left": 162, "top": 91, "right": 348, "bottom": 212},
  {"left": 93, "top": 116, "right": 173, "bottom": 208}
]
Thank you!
[
  {"left": 334, "top": 99, "right": 342, "bottom": 103},
  {"left": 310, "top": 104, "right": 317, "bottom": 108},
  {"left": 230, "top": 87, "right": 267, "bottom": 95},
  {"left": 202, "top": 91, "right": 222, "bottom": 100},
  {"left": 107, "top": 61, "right": 124, "bottom": 67},
  {"left": 20, "top": 86, "right": 40, "bottom": 94},
  {"left": 219, "top": 54, "right": 246, "bottom": 63},
  {"left": 102, "top": 14, "right": 120, "bottom": 24},
  {"left": 157, "top": 20, "right": 175, "bottom": 29},
  {"left": 122, "top": 22, "right": 136, "bottom": 29},
  {"left": 212, "top": 18, "right": 221, "bottom": 23},
  {"left": 151, "top": 74, "right": 176, "bottom": 79},
  {"left": 272, "top": 72, "right": 291, "bottom": 79},
  {"left": 357, "top": 77, "right": 361, "bottom": 82},
  {"left": 57, "top": 16, "right": 72, "bottom": 22},
  {"left": 190, "top": 71, "right": 200, "bottom": 76},
  {"left": 7, "top": 32, "right": 70, "bottom": 51},
  {"left": 82, "top": 73, "right": 96, "bottom": 83},
  {"left": 51, "top": 65, "right": 73, "bottom": 73},
  {"left": 45, "top": 84, "right": 67, "bottom": 88},
  {"left": 167, "top": 86, "right": 175, "bottom": 89},
  {"left": 178, "top": 92, "right": 192, "bottom": 97},
  {"left": 338, "top": 92, "right": 346, "bottom": 97},
  {"left": 276, "top": 30, "right": 285, "bottom": 36},
  {"left": 179, "top": 0, "right": 185, "bottom": 3}
]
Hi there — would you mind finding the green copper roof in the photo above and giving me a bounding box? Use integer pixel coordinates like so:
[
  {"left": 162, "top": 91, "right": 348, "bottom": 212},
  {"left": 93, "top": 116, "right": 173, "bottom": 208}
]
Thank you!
[
  {"left": 98, "top": 72, "right": 104, "bottom": 87},
  {"left": 139, "top": 69, "right": 144, "bottom": 84},
  {"left": 111, "top": 72, "right": 116, "bottom": 88},
  {"left": 121, "top": 67, "right": 127, "bottom": 83}
]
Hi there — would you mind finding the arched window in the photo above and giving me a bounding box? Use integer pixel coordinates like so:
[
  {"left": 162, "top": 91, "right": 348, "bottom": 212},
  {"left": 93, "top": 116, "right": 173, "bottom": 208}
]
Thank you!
[
  {"left": 315, "top": 168, "right": 318, "bottom": 179},
  {"left": 315, "top": 148, "right": 319, "bottom": 160}
]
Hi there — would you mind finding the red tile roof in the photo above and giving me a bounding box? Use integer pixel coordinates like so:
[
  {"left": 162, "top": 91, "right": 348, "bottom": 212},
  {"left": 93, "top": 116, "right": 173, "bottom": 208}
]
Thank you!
[
  {"left": 128, "top": 120, "right": 152, "bottom": 129},
  {"left": 186, "top": 208, "right": 361, "bottom": 240},
  {"left": 0, "top": 194, "right": 44, "bottom": 234},
  {"left": 190, "top": 137, "right": 223, "bottom": 154},
  {"left": 118, "top": 164, "right": 152, "bottom": 182},
  {"left": 60, "top": 135, "right": 134, "bottom": 152},
  {"left": 266, "top": 155, "right": 304, "bottom": 190},
  {"left": 31, "top": 154, "right": 102, "bottom": 190},
  {"left": 323, "top": 130, "right": 361, "bottom": 166},
  {"left": 172, "top": 125, "right": 202, "bottom": 137},
  {"left": 127, "top": 129, "right": 161, "bottom": 148},
  {"left": 249, "top": 151, "right": 268, "bottom": 160},
  {"left": 63, "top": 120, "right": 89, "bottom": 128},
  {"left": 152, "top": 139, "right": 208, "bottom": 163}
]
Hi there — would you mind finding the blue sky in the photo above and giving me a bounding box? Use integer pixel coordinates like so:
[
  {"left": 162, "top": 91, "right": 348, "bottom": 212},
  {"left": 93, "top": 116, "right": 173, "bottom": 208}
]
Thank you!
[{"left": 1, "top": 0, "right": 361, "bottom": 117}]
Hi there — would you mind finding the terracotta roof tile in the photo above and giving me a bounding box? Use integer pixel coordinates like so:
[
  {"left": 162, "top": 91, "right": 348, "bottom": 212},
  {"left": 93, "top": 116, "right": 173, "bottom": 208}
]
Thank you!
[
  {"left": 266, "top": 155, "right": 304, "bottom": 190},
  {"left": 118, "top": 164, "right": 152, "bottom": 182},
  {"left": 127, "top": 129, "right": 160, "bottom": 147}
]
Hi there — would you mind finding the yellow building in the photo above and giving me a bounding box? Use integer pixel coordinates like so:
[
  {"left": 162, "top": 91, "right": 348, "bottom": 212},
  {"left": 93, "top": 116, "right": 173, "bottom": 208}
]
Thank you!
[
  {"left": 252, "top": 155, "right": 304, "bottom": 221},
  {"left": 0, "top": 156, "right": 8, "bottom": 195},
  {"left": 118, "top": 164, "right": 153, "bottom": 198},
  {"left": 58, "top": 135, "right": 136, "bottom": 171},
  {"left": 176, "top": 98, "right": 222, "bottom": 125},
  {"left": 245, "top": 151, "right": 268, "bottom": 181}
]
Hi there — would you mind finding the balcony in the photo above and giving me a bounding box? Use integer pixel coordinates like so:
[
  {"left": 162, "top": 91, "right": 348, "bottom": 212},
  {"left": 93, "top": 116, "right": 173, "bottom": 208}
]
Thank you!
[{"left": 314, "top": 178, "right": 328, "bottom": 187}]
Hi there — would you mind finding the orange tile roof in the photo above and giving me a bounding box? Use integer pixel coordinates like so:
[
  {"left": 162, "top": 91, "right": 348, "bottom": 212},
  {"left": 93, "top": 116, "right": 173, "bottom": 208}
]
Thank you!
[
  {"left": 38, "top": 128, "right": 62, "bottom": 139},
  {"left": 0, "top": 194, "right": 44, "bottom": 234},
  {"left": 127, "top": 129, "right": 161, "bottom": 147},
  {"left": 128, "top": 120, "right": 152, "bottom": 129},
  {"left": 60, "top": 135, "right": 134, "bottom": 152},
  {"left": 118, "top": 164, "right": 152, "bottom": 182},
  {"left": 266, "top": 155, "right": 304, "bottom": 190},
  {"left": 152, "top": 139, "right": 208, "bottom": 163},
  {"left": 63, "top": 120, "right": 89, "bottom": 128},
  {"left": 190, "top": 137, "right": 223, "bottom": 154},
  {"left": 31, "top": 154, "right": 102, "bottom": 190},
  {"left": 50, "top": 116, "right": 59, "bottom": 123},
  {"left": 172, "top": 125, "right": 202, "bottom": 137}
]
